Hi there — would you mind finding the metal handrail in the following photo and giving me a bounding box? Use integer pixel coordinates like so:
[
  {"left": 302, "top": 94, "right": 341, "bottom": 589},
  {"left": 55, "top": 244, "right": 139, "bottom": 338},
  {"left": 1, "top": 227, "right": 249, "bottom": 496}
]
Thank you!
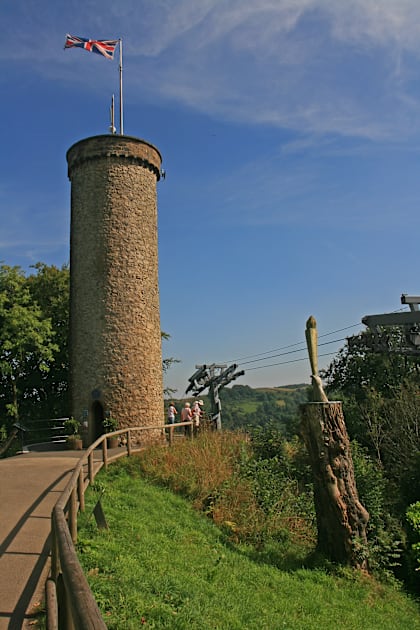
[{"left": 47, "top": 421, "right": 193, "bottom": 629}]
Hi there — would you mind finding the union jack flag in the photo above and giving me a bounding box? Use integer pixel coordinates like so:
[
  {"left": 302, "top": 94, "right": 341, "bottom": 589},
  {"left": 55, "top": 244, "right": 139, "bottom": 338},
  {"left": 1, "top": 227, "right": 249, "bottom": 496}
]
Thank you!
[{"left": 64, "top": 34, "right": 119, "bottom": 60}]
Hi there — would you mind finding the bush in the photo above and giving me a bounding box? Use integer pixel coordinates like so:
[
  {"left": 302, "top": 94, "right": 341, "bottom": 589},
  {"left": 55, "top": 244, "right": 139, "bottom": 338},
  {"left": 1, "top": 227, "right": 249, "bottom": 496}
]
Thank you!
[
  {"left": 406, "top": 501, "right": 420, "bottom": 591},
  {"left": 351, "top": 440, "right": 405, "bottom": 575},
  {"left": 63, "top": 416, "right": 80, "bottom": 437},
  {"left": 103, "top": 416, "right": 118, "bottom": 433}
]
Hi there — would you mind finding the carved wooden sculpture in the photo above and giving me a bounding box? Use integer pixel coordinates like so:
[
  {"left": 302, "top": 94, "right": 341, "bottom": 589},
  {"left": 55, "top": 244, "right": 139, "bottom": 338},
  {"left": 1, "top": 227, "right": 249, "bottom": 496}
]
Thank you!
[
  {"left": 305, "top": 315, "right": 329, "bottom": 402},
  {"left": 301, "top": 316, "right": 369, "bottom": 569}
]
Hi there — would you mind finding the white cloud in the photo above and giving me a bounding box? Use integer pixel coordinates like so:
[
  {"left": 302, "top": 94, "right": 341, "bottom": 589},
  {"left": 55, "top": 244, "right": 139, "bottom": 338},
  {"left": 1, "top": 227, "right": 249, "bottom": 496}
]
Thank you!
[
  {"left": 3, "top": 1, "right": 420, "bottom": 138},
  {"left": 127, "top": 0, "right": 420, "bottom": 139},
  {"left": 326, "top": 1, "right": 420, "bottom": 50}
]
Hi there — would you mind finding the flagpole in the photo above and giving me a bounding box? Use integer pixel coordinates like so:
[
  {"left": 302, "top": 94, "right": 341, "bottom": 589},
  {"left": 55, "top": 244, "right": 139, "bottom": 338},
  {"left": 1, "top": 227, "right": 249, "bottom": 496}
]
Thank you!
[
  {"left": 110, "top": 94, "right": 116, "bottom": 134},
  {"left": 119, "top": 38, "right": 124, "bottom": 135}
]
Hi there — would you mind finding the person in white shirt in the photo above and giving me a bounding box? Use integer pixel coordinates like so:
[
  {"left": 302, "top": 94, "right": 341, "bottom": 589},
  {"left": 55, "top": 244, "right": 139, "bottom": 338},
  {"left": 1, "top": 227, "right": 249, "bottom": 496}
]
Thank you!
[
  {"left": 191, "top": 400, "right": 203, "bottom": 436},
  {"left": 167, "top": 402, "right": 178, "bottom": 424}
]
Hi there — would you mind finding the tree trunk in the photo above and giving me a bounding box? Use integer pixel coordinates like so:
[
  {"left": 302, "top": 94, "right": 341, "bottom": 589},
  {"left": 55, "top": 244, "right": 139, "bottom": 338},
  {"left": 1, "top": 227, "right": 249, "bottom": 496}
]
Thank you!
[{"left": 300, "top": 401, "right": 369, "bottom": 570}]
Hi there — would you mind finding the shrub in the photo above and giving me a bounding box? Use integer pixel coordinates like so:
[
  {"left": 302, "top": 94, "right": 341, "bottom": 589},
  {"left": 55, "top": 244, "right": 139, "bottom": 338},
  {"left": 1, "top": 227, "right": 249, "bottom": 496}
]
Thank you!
[
  {"left": 351, "top": 440, "right": 405, "bottom": 575},
  {"left": 103, "top": 416, "right": 118, "bottom": 433},
  {"left": 63, "top": 416, "right": 80, "bottom": 437},
  {"left": 406, "top": 501, "right": 420, "bottom": 591},
  {"left": 0, "top": 425, "right": 7, "bottom": 442}
]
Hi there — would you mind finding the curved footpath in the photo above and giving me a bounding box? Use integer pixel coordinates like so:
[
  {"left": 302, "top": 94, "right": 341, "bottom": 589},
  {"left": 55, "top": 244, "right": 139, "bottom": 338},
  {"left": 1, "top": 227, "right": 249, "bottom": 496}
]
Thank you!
[{"left": 0, "top": 446, "right": 99, "bottom": 629}]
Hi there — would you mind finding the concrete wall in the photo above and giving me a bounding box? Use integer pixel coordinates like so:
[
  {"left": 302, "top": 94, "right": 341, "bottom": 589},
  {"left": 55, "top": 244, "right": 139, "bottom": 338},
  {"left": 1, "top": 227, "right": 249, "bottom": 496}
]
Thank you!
[{"left": 67, "top": 135, "right": 164, "bottom": 444}]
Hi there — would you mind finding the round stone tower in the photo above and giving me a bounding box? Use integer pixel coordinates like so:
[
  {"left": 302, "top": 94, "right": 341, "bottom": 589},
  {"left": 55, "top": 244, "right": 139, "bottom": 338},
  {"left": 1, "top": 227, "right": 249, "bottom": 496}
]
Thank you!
[{"left": 67, "top": 134, "right": 164, "bottom": 444}]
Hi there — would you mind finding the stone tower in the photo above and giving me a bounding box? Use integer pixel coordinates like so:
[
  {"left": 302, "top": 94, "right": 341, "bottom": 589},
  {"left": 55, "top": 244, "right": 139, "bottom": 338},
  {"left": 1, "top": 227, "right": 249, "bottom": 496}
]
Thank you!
[{"left": 67, "top": 134, "right": 164, "bottom": 444}]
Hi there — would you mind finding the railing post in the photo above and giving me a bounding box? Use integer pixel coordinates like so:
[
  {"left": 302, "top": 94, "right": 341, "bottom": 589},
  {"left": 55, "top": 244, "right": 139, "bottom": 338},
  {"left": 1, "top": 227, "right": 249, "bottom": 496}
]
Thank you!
[
  {"left": 58, "top": 573, "right": 75, "bottom": 630},
  {"left": 88, "top": 451, "right": 94, "bottom": 483},
  {"left": 45, "top": 578, "right": 58, "bottom": 630},
  {"left": 78, "top": 469, "right": 85, "bottom": 512},
  {"left": 102, "top": 437, "right": 108, "bottom": 469},
  {"left": 69, "top": 486, "right": 77, "bottom": 544},
  {"left": 169, "top": 425, "right": 174, "bottom": 445},
  {"left": 127, "top": 430, "right": 132, "bottom": 457},
  {"left": 50, "top": 512, "right": 60, "bottom": 582}
]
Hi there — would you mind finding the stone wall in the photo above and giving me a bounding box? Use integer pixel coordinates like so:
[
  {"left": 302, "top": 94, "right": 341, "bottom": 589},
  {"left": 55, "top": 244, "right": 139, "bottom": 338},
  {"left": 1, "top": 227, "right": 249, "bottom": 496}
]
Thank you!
[{"left": 67, "top": 135, "right": 164, "bottom": 444}]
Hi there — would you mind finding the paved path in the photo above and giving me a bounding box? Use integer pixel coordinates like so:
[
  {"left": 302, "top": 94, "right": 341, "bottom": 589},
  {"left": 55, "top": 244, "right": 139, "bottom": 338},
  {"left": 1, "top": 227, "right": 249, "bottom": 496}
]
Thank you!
[{"left": 0, "top": 448, "right": 87, "bottom": 629}]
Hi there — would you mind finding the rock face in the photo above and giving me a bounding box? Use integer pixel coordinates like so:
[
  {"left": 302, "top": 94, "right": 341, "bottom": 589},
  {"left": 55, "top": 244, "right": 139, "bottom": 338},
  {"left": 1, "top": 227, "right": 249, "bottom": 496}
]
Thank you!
[{"left": 67, "top": 134, "right": 164, "bottom": 444}]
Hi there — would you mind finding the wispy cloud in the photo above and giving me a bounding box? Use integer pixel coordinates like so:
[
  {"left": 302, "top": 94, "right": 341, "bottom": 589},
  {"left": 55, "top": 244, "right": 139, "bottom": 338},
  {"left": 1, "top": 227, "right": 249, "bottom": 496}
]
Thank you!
[
  {"left": 196, "top": 130, "right": 420, "bottom": 231},
  {"left": 3, "top": 1, "right": 420, "bottom": 138}
]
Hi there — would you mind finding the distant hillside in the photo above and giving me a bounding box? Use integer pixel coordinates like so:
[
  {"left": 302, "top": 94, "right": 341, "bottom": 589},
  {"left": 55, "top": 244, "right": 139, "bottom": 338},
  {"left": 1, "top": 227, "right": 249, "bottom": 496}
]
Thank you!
[{"left": 167, "top": 383, "right": 310, "bottom": 435}]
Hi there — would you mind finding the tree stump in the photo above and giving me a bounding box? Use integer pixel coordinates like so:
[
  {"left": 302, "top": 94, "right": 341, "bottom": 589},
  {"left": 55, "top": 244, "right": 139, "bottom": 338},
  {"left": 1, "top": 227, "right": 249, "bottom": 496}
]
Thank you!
[{"left": 300, "top": 401, "right": 369, "bottom": 569}]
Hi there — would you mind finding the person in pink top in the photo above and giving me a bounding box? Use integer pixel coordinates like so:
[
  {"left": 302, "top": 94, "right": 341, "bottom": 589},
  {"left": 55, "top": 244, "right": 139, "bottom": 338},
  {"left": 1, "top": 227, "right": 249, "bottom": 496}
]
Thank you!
[{"left": 181, "top": 402, "right": 193, "bottom": 437}]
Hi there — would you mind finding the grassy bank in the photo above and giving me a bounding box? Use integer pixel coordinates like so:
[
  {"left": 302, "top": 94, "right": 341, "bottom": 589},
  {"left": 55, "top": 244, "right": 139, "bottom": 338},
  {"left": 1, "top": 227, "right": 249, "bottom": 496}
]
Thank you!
[{"left": 77, "top": 433, "right": 420, "bottom": 629}]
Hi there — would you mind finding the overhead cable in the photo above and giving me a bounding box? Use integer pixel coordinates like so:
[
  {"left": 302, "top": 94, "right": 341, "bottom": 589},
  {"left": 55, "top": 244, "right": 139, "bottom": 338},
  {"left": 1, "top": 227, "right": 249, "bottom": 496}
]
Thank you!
[
  {"left": 225, "top": 321, "right": 362, "bottom": 364},
  {"left": 246, "top": 350, "right": 337, "bottom": 371},
  {"left": 237, "top": 337, "right": 347, "bottom": 366},
  {"left": 217, "top": 307, "right": 412, "bottom": 373}
]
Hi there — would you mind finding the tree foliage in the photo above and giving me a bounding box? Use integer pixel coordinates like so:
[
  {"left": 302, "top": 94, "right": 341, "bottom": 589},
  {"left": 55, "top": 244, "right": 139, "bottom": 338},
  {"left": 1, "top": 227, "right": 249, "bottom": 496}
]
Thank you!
[
  {"left": 0, "top": 265, "right": 62, "bottom": 424},
  {"left": 322, "top": 330, "right": 420, "bottom": 503},
  {"left": 322, "top": 329, "right": 420, "bottom": 588},
  {"left": 0, "top": 263, "right": 179, "bottom": 430},
  {"left": 406, "top": 501, "right": 420, "bottom": 582},
  {"left": 322, "top": 329, "right": 420, "bottom": 400},
  {"left": 25, "top": 262, "right": 70, "bottom": 418}
]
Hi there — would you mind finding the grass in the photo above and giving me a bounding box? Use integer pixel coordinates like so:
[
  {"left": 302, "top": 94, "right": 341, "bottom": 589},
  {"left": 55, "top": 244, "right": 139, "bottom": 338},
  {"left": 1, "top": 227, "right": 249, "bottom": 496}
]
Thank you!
[{"left": 76, "top": 433, "right": 420, "bottom": 629}]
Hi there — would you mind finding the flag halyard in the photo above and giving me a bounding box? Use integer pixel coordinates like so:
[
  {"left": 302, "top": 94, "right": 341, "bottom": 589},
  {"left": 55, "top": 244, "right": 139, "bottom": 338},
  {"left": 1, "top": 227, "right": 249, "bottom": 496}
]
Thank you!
[{"left": 64, "top": 34, "right": 119, "bottom": 60}]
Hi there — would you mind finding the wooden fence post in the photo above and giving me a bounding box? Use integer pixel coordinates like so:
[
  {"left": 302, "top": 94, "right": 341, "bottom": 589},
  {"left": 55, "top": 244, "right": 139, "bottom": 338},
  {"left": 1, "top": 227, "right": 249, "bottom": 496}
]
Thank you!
[
  {"left": 78, "top": 469, "right": 85, "bottom": 513},
  {"left": 57, "top": 573, "right": 74, "bottom": 630},
  {"left": 50, "top": 513, "right": 60, "bottom": 582},
  {"left": 88, "top": 452, "right": 94, "bottom": 484},
  {"left": 102, "top": 439, "right": 108, "bottom": 470},
  {"left": 69, "top": 486, "right": 78, "bottom": 544},
  {"left": 45, "top": 578, "right": 58, "bottom": 630}
]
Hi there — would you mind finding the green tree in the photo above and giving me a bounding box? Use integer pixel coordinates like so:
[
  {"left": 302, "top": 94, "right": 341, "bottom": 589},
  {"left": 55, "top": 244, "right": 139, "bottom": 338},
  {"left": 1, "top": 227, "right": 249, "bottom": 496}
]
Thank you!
[
  {"left": 0, "top": 264, "right": 180, "bottom": 427},
  {"left": 26, "top": 263, "right": 70, "bottom": 418},
  {"left": 322, "top": 329, "right": 420, "bottom": 453},
  {"left": 322, "top": 329, "right": 420, "bottom": 585},
  {"left": 322, "top": 329, "right": 420, "bottom": 400},
  {"left": 0, "top": 265, "right": 58, "bottom": 425}
]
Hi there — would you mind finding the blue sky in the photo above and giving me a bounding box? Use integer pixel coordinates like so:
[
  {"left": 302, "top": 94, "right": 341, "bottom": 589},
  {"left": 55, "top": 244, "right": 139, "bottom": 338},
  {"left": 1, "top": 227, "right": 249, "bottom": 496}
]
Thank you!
[{"left": 2, "top": 1, "right": 420, "bottom": 395}]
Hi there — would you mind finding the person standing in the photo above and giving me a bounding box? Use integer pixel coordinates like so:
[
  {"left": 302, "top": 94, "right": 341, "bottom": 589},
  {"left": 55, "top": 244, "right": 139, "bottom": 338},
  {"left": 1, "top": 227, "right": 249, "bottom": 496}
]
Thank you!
[
  {"left": 167, "top": 402, "right": 178, "bottom": 425},
  {"left": 181, "top": 402, "right": 193, "bottom": 437},
  {"left": 191, "top": 400, "right": 203, "bottom": 436}
]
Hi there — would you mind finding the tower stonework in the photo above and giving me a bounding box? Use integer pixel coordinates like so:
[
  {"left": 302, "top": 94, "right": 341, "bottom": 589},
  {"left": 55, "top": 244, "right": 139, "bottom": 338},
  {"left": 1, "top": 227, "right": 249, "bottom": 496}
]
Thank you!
[{"left": 67, "top": 135, "right": 164, "bottom": 444}]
